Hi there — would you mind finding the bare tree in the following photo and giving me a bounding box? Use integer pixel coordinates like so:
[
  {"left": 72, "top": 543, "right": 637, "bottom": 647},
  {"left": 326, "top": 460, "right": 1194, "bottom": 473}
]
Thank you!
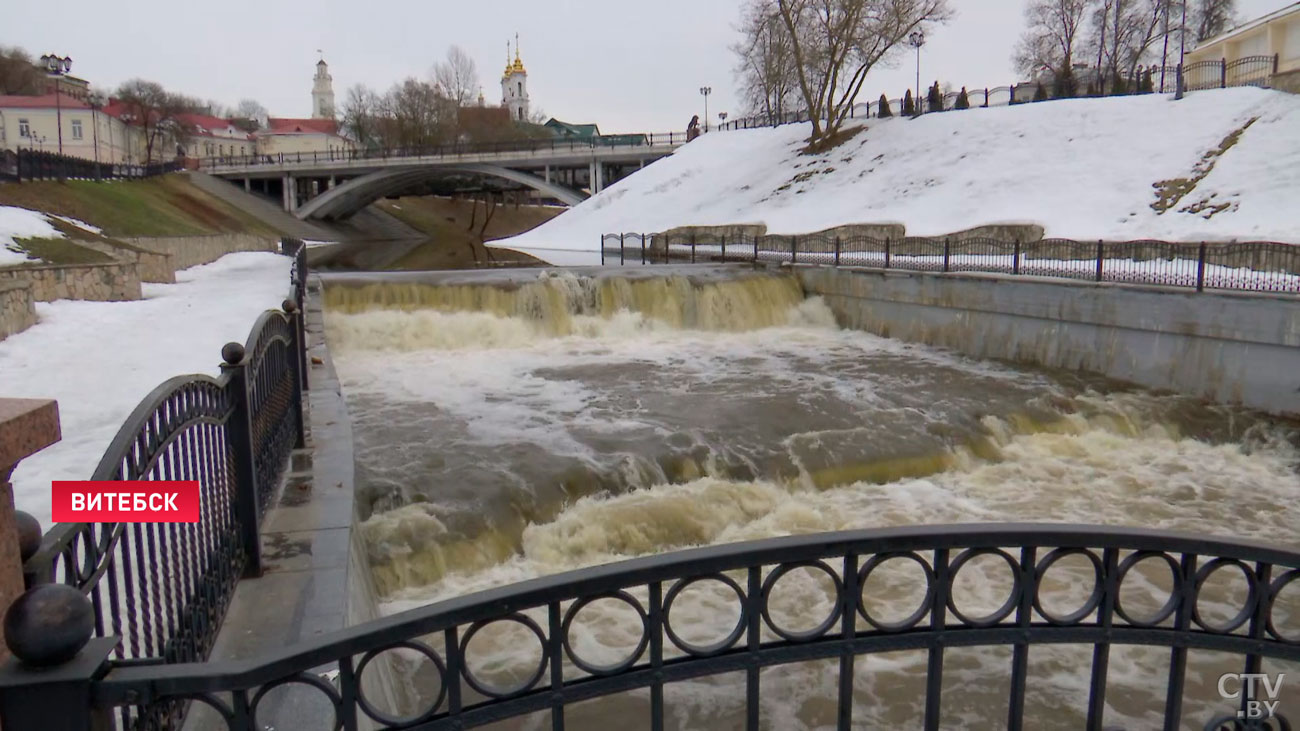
[
  {"left": 433, "top": 46, "right": 480, "bottom": 108},
  {"left": 0, "top": 46, "right": 41, "bottom": 95},
  {"left": 1013, "top": 0, "right": 1091, "bottom": 96},
  {"left": 341, "top": 84, "right": 382, "bottom": 148},
  {"left": 1193, "top": 0, "right": 1237, "bottom": 41},
  {"left": 773, "top": 0, "right": 952, "bottom": 150},
  {"left": 734, "top": 0, "right": 799, "bottom": 118},
  {"left": 382, "top": 78, "right": 454, "bottom": 149},
  {"left": 234, "top": 99, "right": 269, "bottom": 127},
  {"left": 114, "top": 79, "right": 194, "bottom": 163},
  {"left": 1086, "top": 0, "right": 1175, "bottom": 91}
]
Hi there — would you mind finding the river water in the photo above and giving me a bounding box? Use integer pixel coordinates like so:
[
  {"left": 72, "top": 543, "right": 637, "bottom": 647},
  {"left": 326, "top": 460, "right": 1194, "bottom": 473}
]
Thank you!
[{"left": 323, "top": 267, "right": 1299, "bottom": 730}]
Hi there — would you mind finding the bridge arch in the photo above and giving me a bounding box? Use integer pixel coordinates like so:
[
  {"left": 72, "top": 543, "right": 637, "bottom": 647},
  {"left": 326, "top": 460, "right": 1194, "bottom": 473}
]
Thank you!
[{"left": 295, "top": 163, "right": 589, "bottom": 221}]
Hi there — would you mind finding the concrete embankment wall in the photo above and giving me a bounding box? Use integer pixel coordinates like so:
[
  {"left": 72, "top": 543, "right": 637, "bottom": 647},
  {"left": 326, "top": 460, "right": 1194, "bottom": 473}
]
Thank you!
[
  {"left": 0, "top": 281, "right": 36, "bottom": 340},
  {"left": 124, "top": 233, "right": 277, "bottom": 272},
  {"left": 797, "top": 266, "right": 1300, "bottom": 416},
  {"left": 0, "top": 261, "right": 142, "bottom": 302}
]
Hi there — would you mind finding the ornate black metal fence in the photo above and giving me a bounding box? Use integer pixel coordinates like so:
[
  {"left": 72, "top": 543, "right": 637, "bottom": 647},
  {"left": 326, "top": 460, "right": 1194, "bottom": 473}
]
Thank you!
[
  {"left": 1, "top": 239, "right": 309, "bottom": 730},
  {"left": 0, "top": 524, "right": 1294, "bottom": 730},
  {"left": 6, "top": 148, "right": 182, "bottom": 182},
  {"left": 719, "top": 56, "right": 1283, "bottom": 130},
  {"left": 600, "top": 233, "right": 1300, "bottom": 295}
]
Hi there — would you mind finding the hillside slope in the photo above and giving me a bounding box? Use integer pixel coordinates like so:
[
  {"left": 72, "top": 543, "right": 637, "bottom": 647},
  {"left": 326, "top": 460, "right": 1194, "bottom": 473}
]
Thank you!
[
  {"left": 0, "top": 175, "right": 278, "bottom": 238},
  {"left": 493, "top": 88, "right": 1300, "bottom": 265}
]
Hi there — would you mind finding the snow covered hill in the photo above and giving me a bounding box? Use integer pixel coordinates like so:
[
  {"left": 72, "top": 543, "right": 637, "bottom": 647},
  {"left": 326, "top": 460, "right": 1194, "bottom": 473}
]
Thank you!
[{"left": 492, "top": 88, "right": 1300, "bottom": 265}]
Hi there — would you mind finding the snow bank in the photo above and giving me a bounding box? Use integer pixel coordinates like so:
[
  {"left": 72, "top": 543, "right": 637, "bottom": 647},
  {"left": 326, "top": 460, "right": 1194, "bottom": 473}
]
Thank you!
[
  {"left": 0, "top": 206, "right": 105, "bottom": 266},
  {"left": 0, "top": 206, "right": 59, "bottom": 266},
  {"left": 0, "top": 252, "right": 293, "bottom": 526},
  {"left": 492, "top": 88, "right": 1300, "bottom": 265}
]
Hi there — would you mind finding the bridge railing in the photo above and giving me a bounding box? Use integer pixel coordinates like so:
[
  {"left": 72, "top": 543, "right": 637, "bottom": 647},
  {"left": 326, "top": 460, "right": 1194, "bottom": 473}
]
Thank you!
[
  {"left": 601, "top": 232, "right": 1300, "bottom": 295},
  {"left": 200, "top": 132, "right": 689, "bottom": 170},
  {"left": 0, "top": 524, "right": 1294, "bottom": 730},
  {"left": 0, "top": 240, "right": 309, "bottom": 731}
]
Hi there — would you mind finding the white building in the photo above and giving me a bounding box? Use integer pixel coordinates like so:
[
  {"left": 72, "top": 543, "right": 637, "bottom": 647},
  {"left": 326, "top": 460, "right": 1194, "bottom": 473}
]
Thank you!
[
  {"left": 312, "top": 58, "right": 336, "bottom": 119},
  {"left": 0, "top": 93, "right": 143, "bottom": 164},
  {"left": 1188, "top": 2, "right": 1300, "bottom": 94},
  {"left": 501, "top": 38, "right": 530, "bottom": 122}
]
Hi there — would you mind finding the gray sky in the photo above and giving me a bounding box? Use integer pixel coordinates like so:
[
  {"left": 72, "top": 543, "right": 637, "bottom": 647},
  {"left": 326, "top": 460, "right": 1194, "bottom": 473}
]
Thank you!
[{"left": 2, "top": 0, "right": 1289, "bottom": 133}]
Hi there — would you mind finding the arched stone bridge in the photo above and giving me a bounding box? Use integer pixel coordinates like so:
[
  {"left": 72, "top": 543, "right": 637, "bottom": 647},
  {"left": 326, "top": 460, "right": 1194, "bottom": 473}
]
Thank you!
[{"left": 201, "top": 134, "right": 686, "bottom": 221}]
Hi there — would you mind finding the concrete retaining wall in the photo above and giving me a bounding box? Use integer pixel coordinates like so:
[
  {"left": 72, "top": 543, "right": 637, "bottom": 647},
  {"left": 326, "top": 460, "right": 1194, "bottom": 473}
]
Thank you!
[
  {"left": 0, "top": 282, "right": 36, "bottom": 341},
  {"left": 0, "top": 262, "right": 142, "bottom": 302},
  {"left": 797, "top": 266, "right": 1300, "bottom": 416},
  {"left": 72, "top": 238, "right": 176, "bottom": 284},
  {"left": 124, "top": 234, "right": 277, "bottom": 272},
  {"left": 1273, "top": 69, "right": 1300, "bottom": 95}
]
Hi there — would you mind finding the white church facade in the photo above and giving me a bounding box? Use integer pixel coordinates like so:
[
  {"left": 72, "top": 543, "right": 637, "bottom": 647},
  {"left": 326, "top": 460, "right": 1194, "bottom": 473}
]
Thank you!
[{"left": 501, "top": 38, "right": 530, "bottom": 122}]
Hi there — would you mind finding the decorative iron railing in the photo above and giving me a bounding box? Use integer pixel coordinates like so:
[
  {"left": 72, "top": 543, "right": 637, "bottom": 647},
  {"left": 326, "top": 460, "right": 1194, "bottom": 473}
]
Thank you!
[
  {"left": 0, "top": 524, "right": 1294, "bottom": 730},
  {"left": 2, "top": 238, "right": 310, "bottom": 730},
  {"left": 6, "top": 148, "right": 182, "bottom": 182},
  {"left": 199, "top": 132, "right": 688, "bottom": 171},
  {"left": 599, "top": 233, "right": 1300, "bottom": 295},
  {"left": 719, "top": 56, "right": 1283, "bottom": 130}
]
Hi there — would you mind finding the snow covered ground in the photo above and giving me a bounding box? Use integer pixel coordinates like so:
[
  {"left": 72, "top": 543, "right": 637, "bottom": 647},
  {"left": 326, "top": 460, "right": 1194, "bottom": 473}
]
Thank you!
[
  {"left": 0, "top": 252, "right": 292, "bottom": 527},
  {"left": 0, "top": 205, "right": 106, "bottom": 266},
  {"left": 492, "top": 88, "right": 1300, "bottom": 266}
]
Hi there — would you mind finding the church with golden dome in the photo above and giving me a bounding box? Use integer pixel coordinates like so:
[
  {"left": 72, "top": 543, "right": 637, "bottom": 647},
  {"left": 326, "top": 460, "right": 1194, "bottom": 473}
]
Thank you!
[{"left": 501, "top": 35, "right": 530, "bottom": 122}]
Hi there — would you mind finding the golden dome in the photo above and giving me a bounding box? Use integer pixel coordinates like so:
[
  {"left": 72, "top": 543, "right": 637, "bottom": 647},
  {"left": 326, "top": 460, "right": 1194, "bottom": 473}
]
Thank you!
[{"left": 502, "top": 36, "right": 526, "bottom": 78}]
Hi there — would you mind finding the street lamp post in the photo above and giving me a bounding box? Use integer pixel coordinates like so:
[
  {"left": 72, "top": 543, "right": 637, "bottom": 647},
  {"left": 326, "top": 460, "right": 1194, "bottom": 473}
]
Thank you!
[
  {"left": 1175, "top": 0, "right": 1189, "bottom": 99},
  {"left": 908, "top": 31, "right": 925, "bottom": 116},
  {"left": 700, "top": 87, "right": 712, "bottom": 132},
  {"left": 39, "top": 54, "right": 72, "bottom": 155},
  {"left": 87, "top": 92, "right": 103, "bottom": 179}
]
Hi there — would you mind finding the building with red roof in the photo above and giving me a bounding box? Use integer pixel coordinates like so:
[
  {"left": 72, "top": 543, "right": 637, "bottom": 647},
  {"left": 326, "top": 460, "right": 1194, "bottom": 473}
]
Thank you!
[{"left": 0, "top": 92, "right": 146, "bottom": 164}]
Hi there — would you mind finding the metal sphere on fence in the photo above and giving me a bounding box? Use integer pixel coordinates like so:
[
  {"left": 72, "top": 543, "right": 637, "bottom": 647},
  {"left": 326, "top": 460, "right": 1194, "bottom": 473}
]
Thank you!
[
  {"left": 3, "top": 584, "right": 95, "bottom": 666},
  {"left": 221, "top": 342, "right": 246, "bottom": 365},
  {"left": 14, "top": 512, "right": 41, "bottom": 562}
]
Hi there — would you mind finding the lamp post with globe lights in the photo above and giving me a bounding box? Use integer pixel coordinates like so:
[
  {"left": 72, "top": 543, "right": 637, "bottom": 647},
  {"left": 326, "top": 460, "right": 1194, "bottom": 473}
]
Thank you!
[
  {"left": 908, "top": 31, "right": 925, "bottom": 116},
  {"left": 718, "top": 111, "right": 728, "bottom": 130},
  {"left": 39, "top": 54, "right": 73, "bottom": 155},
  {"left": 700, "top": 87, "right": 712, "bottom": 131}
]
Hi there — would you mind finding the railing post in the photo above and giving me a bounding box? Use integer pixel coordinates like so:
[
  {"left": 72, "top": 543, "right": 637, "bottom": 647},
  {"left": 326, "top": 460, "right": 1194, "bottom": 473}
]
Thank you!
[
  {"left": 1096, "top": 240, "right": 1105, "bottom": 282},
  {"left": 1013, "top": 239, "right": 1021, "bottom": 275},
  {"left": 791, "top": 236, "right": 797, "bottom": 265},
  {"left": 691, "top": 233, "right": 696, "bottom": 264},
  {"left": 884, "top": 237, "right": 891, "bottom": 269},
  {"left": 834, "top": 236, "right": 841, "bottom": 267},
  {"left": 601, "top": 237, "right": 606, "bottom": 266},
  {"left": 220, "top": 343, "right": 264, "bottom": 579},
  {"left": 721, "top": 234, "right": 727, "bottom": 263},
  {"left": 619, "top": 233, "right": 625, "bottom": 266},
  {"left": 641, "top": 235, "right": 647, "bottom": 265},
  {"left": 0, "top": 637, "right": 119, "bottom": 731},
  {"left": 943, "top": 239, "right": 951, "bottom": 273},
  {"left": 1221, "top": 58, "right": 1227, "bottom": 89},
  {"left": 283, "top": 301, "right": 307, "bottom": 451},
  {"left": 1196, "top": 242, "right": 1207, "bottom": 292}
]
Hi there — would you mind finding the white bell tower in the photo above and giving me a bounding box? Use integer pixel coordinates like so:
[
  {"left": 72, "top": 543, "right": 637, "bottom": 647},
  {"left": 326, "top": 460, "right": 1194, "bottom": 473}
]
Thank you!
[
  {"left": 312, "top": 56, "right": 335, "bottom": 119},
  {"left": 501, "top": 35, "right": 530, "bottom": 122}
]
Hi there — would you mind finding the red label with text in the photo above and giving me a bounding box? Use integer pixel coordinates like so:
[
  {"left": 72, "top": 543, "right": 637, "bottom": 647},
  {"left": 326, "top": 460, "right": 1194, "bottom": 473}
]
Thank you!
[{"left": 52, "top": 481, "right": 201, "bottom": 523}]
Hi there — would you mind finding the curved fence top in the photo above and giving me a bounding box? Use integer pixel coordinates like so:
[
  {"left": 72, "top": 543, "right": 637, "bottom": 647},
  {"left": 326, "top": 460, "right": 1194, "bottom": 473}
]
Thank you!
[{"left": 79, "top": 522, "right": 1299, "bottom": 731}]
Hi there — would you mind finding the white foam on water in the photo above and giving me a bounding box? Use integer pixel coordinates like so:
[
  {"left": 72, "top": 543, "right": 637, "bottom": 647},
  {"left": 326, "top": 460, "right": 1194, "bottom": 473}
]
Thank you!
[{"left": 327, "top": 273, "right": 1300, "bottom": 729}]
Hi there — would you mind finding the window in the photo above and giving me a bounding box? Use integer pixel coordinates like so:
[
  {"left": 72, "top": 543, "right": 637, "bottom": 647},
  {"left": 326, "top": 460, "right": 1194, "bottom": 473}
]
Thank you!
[
  {"left": 518, "top": 82, "right": 523, "bottom": 95},
  {"left": 71, "top": 119, "right": 83, "bottom": 140},
  {"left": 18, "top": 119, "right": 30, "bottom": 138}
]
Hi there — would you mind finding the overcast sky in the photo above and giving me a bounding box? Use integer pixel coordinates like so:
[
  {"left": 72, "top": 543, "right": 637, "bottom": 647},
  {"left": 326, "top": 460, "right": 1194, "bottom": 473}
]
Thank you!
[{"left": 2, "top": 0, "right": 1289, "bottom": 133}]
